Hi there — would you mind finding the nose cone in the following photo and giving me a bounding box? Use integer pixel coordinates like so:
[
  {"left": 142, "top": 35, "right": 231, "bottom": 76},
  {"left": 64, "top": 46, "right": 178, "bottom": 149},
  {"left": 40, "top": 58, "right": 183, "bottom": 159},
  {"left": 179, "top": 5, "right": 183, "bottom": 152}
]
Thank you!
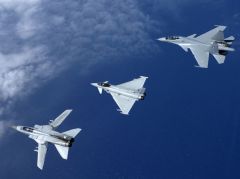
[
  {"left": 11, "top": 126, "right": 18, "bottom": 130},
  {"left": 157, "top": 37, "right": 166, "bottom": 42},
  {"left": 91, "top": 83, "right": 98, "bottom": 87},
  {"left": 11, "top": 126, "right": 17, "bottom": 129},
  {"left": 11, "top": 126, "right": 22, "bottom": 132}
]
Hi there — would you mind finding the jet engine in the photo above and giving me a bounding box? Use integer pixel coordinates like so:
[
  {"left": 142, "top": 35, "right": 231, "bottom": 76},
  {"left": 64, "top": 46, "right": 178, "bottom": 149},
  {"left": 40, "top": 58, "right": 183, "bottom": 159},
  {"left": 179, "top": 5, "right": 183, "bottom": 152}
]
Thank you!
[{"left": 140, "top": 92, "right": 146, "bottom": 100}]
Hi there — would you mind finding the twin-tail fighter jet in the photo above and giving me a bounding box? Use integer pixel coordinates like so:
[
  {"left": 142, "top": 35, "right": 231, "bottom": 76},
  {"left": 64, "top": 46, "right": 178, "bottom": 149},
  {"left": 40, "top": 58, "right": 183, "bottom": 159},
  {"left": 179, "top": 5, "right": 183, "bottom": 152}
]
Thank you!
[
  {"left": 12, "top": 109, "right": 81, "bottom": 170},
  {"left": 91, "top": 76, "right": 148, "bottom": 115},
  {"left": 158, "top": 25, "right": 235, "bottom": 68}
]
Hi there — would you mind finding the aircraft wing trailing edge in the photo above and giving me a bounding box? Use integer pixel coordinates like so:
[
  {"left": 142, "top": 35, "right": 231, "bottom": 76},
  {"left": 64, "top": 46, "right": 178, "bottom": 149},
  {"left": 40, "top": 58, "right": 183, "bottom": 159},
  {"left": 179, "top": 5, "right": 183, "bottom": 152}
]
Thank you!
[
  {"left": 110, "top": 93, "right": 136, "bottom": 115},
  {"left": 37, "top": 143, "right": 48, "bottom": 170},
  {"left": 116, "top": 76, "right": 148, "bottom": 90},
  {"left": 49, "top": 109, "right": 72, "bottom": 129}
]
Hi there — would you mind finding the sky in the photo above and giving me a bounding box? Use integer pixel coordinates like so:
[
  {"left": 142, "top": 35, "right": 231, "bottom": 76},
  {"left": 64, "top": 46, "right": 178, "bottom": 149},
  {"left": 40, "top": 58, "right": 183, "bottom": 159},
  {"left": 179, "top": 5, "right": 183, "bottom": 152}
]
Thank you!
[{"left": 0, "top": 0, "right": 240, "bottom": 178}]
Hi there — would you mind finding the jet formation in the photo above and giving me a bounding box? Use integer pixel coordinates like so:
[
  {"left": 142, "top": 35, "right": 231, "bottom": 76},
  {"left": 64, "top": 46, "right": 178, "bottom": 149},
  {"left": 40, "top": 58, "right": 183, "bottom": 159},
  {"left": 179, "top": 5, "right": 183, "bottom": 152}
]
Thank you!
[
  {"left": 12, "top": 110, "right": 81, "bottom": 170},
  {"left": 91, "top": 76, "right": 148, "bottom": 115},
  {"left": 158, "top": 25, "right": 235, "bottom": 68},
  {"left": 11, "top": 25, "right": 236, "bottom": 170}
]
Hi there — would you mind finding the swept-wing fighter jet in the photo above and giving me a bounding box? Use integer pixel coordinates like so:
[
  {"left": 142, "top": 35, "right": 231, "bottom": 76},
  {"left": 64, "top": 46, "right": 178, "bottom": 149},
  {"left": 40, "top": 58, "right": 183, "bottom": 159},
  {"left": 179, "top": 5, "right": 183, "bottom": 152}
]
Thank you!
[
  {"left": 91, "top": 76, "right": 148, "bottom": 115},
  {"left": 12, "top": 109, "right": 81, "bottom": 170},
  {"left": 158, "top": 25, "right": 235, "bottom": 68}
]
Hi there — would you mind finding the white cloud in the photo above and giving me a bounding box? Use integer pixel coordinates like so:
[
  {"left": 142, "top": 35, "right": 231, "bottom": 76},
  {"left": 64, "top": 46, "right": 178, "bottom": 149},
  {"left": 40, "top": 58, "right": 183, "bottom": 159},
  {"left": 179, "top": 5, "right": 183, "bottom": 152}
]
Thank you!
[
  {"left": 0, "top": 0, "right": 159, "bottom": 133},
  {"left": 0, "top": 120, "right": 11, "bottom": 137},
  {"left": 0, "top": 0, "right": 42, "bottom": 38},
  {"left": 0, "top": 46, "right": 48, "bottom": 101}
]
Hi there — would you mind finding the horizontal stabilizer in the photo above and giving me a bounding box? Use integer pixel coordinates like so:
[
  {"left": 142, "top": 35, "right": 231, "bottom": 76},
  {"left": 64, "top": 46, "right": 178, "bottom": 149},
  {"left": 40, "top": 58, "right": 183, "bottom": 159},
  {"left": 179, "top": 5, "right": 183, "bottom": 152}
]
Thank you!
[
  {"left": 213, "top": 54, "right": 225, "bottom": 64},
  {"left": 225, "top": 36, "right": 235, "bottom": 41},
  {"left": 54, "top": 145, "right": 69, "bottom": 160},
  {"left": 225, "top": 36, "right": 235, "bottom": 45},
  {"left": 63, "top": 128, "right": 81, "bottom": 138}
]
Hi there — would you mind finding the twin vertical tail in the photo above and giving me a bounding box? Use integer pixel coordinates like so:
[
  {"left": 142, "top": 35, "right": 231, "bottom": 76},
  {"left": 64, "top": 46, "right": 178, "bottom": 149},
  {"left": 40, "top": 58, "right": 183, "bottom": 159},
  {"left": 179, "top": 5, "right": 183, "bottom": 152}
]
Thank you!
[
  {"left": 224, "top": 36, "right": 235, "bottom": 46},
  {"left": 54, "top": 128, "right": 81, "bottom": 160},
  {"left": 216, "top": 36, "right": 235, "bottom": 52},
  {"left": 213, "top": 36, "right": 235, "bottom": 64}
]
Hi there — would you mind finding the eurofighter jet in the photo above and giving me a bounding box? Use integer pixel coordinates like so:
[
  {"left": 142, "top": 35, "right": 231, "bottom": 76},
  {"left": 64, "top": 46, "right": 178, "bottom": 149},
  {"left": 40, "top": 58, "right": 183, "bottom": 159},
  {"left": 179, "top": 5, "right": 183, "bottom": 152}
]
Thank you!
[
  {"left": 91, "top": 76, "right": 148, "bottom": 115},
  {"left": 12, "top": 109, "right": 81, "bottom": 170},
  {"left": 158, "top": 25, "right": 235, "bottom": 68}
]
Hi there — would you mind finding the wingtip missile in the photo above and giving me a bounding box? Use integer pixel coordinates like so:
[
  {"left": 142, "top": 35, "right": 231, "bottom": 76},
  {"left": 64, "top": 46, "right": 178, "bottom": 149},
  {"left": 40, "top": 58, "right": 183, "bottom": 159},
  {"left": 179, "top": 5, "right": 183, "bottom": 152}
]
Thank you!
[
  {"left": 194, "top": 65, "right": 208, "bottom": 68},
  {"left": 214, "top": 25, "right": 227, "bottom": 31},
  {"left": 140, "top": 76, "right": 148, "bottom": 79},
  {"left": 214, "top": 24, "right": 226, "bottom": 28},
  {"left": 121, "top": 112, "right": 129, "bottom": 115}
]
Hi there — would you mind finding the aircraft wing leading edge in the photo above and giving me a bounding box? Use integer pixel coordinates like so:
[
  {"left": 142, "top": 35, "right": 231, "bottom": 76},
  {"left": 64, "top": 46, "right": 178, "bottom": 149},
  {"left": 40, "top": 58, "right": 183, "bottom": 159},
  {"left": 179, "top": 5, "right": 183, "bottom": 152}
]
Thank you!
[
  {"left": 49, "top": 109, "right": 72, "bottom": 129},
  {"left": 110, "top": 93, "right": 136, "bottom": 115},
  {"left": 117, "top": 76, "right": 148, "bottom": 90},
  {"left": 196, "top": 25, "right": 226, "bottom": 42}
]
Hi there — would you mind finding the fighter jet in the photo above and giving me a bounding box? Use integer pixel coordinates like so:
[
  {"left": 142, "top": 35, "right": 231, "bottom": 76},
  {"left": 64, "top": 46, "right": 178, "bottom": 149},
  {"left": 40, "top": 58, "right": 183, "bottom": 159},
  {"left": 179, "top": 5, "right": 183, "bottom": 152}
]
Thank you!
[
  {"left": 12, "top": 109, "right": 81, "bottom": 170},
  {"left": 91, "top": 76, "right": 148, "bottom": 115},
  {"left": 158, "top": 25, "right": 235, "bottom": 68}
]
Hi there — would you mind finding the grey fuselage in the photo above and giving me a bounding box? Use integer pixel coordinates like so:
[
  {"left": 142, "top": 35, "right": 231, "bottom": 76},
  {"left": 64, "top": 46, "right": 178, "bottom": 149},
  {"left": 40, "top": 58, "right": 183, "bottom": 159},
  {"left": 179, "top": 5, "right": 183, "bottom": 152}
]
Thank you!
[
  {"left": 98, "top": 83, "right": 146, "bottom": 100},
  {"left": 160, "top": 36, "right": 234, "bottom": 55},
  {"left": 15, "top": 126, "right": 74, "bottom": 147}
]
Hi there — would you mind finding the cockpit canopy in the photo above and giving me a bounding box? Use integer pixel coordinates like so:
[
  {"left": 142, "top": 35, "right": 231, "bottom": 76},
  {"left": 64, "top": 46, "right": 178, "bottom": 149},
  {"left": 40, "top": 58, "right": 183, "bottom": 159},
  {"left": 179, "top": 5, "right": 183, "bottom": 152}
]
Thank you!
[
  {"left": 166, "top": 36, "right": 180, "bottom": 40},
  {"left": 98, "top": 82, "right": 110, "bottom": 87},
  {"left": 23, "top": 126, "right": 34, "bottom": 132}
]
